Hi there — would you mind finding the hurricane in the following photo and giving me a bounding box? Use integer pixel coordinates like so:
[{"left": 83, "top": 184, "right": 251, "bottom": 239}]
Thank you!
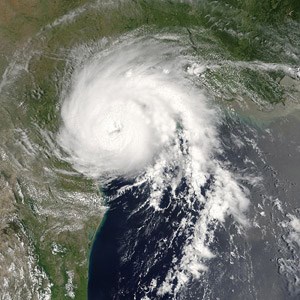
[
  {"left": 1, "top": 1, "right": 300, "bottom": 299},
  {"left": 58, "top": 38, "right": 220, "bottom": 181},
  {"left": 57, "top": 34, "right": 250, "bottom": 298}
]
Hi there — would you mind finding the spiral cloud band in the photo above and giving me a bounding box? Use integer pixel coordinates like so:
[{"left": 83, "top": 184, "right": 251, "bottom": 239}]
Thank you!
[
  {"left": 58, "top": 38, "right": 217, "bottom": 181},
  {"left": 58, "top": 35, "right": 250, "bottom": 296}
]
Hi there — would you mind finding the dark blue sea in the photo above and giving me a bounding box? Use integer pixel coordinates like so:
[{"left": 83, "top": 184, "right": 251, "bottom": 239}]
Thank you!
[{"left": 88, "top": 118, "right": 300, "bottom": 300}]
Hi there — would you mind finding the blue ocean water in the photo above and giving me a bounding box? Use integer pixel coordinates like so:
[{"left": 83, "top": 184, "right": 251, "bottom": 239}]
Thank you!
[
  {"left": 88, "top": 177, "right": 205, "bottom": 299},
  {"left": 88, "top": 118, "right": 300, "bottom": 300}
]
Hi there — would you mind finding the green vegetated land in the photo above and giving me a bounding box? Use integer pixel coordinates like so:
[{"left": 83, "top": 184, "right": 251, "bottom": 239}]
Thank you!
[{"left": 0, "top": 1, "right": 299, "bottom": 299}]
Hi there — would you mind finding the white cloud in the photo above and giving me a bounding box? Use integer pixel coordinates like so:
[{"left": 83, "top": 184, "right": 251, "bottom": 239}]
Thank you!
[{"left": 58, "top": 34, "right": 251, "bottom": 297}]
